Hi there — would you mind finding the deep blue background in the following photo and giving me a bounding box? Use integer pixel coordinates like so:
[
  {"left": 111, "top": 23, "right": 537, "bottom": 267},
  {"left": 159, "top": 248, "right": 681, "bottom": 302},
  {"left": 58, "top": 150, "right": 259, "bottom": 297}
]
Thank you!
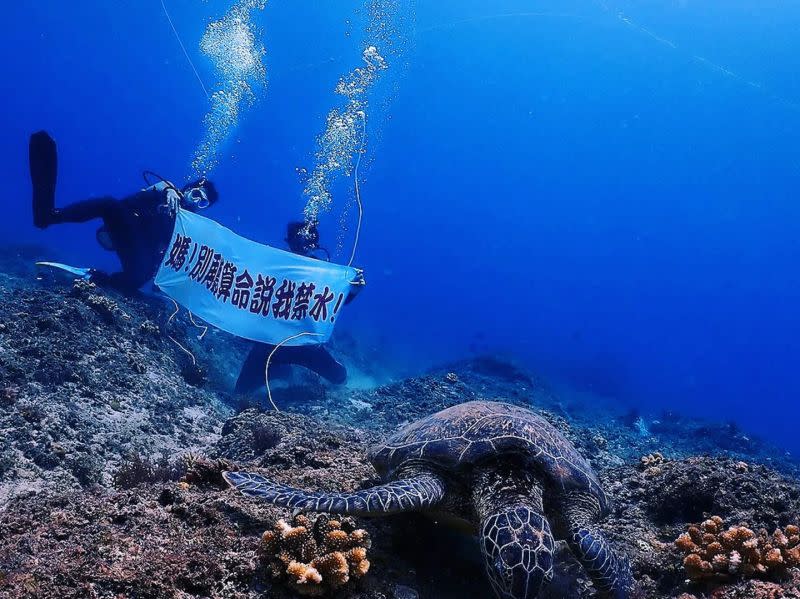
[{"left": 3, "top": 1, "right": 799, "bottom": 452}]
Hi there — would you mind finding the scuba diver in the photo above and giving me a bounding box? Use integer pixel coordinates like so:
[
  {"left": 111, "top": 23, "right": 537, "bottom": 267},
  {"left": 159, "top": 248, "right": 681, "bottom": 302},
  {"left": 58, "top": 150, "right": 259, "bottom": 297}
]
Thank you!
[
  {"left": 234, "top": 221, "right": 363, "bottom": 393},
  {"left": 31, "top": 130, "right": 358, "bottom": 392},
  {"left": 29, "top": 130, "right": 219, "bottom": 292},
  {"left": 285, "top": 220, "right": 330, "bottom": 261}
]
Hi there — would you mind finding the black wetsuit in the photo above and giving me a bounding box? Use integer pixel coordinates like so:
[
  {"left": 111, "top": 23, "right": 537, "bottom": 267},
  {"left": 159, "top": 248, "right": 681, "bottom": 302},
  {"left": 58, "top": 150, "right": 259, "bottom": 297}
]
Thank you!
[
  {"left": 235, "top": 343, "right": 348, "bottom": 392},
  {"left": 50, "top": 187, "right": 176, "bottom": 292},
  {"left": 234, "top": 263, "right": 360, "bottom": 393},
  {"left": 29, "top": 130, "right": 178, "bottom": 293}
]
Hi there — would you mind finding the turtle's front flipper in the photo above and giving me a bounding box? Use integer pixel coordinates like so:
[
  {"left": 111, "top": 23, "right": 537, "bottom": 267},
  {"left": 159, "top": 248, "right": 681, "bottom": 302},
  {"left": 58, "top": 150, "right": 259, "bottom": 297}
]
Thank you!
[
  {"left": 473, "top": 466, "right": 555, "bottom": 599},
  {"left": 561, "top": 492, "right": 634, "bottom": 599},
  {"left": 223, "top": 470, "right": 445, "bottom": 514}
]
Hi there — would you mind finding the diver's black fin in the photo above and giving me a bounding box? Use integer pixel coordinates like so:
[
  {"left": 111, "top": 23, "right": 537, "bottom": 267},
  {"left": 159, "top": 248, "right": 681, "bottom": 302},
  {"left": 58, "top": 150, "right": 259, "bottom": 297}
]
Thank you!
[{"left": 29, "top": 131, "right": 58, "bottom": 229}]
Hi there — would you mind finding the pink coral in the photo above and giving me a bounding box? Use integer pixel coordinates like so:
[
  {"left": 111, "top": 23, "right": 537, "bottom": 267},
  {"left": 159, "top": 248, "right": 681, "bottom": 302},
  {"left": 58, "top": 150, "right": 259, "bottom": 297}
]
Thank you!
[{"left": 676, "top": 516, "right": 800, "bottom": 582}]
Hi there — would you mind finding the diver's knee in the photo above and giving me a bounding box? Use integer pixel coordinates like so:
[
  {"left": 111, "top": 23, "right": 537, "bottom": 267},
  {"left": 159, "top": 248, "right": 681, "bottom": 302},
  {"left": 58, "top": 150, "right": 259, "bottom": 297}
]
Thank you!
[{"left": 328, "top": 364, "right": 347, "bottom": 385}]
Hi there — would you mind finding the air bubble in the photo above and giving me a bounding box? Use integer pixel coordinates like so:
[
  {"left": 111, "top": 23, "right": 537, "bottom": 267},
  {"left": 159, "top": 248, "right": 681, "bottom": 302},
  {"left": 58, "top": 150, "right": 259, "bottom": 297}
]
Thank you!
[
  {"left": 302, "top": 0, "right": 408, "bottom": 231},
  {"left": 192, "top": 0, "right": 268, "bottom": 178}
]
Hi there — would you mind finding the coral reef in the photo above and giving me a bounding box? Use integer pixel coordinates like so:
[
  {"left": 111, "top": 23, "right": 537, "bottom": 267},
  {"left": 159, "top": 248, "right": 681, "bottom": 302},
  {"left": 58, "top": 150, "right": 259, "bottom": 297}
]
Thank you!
[
  {"left": 0, "top": 409, "right": 391, "bottom": 599},
  {"left": 0, "top": 263, "right": 232, "bottom": 507},
  {"left": 639, "top": 452, "right": 665, "bottom": 469},
  {"left": 598, "top": 455, "right": 800, "bottom": 598},
  {"left": 639, "top": 452, "right": 666, "bottom": 477},
  {"left": 71, "top": 279, "right": 129, "bottom": 323},
  {"left": 704, "top": 569, "right": 800, "bottom": 598},
  {"left": 676, "top": 516, "right": 800, "bottom": 580},
  {"left": 113, "top": 452, "right": 185, "bottom": 489},
  {"left": 259, "top": 513, "right": 371, "bottom": 596},
  {"left": 4, "top": 247, "right": 800, "bottom": 598},
  {"left": 635, "top": 457, "right": 800, "bottom": 527},
  {"left": 0, "top": 482, "right": 270, "bottom": 599}
]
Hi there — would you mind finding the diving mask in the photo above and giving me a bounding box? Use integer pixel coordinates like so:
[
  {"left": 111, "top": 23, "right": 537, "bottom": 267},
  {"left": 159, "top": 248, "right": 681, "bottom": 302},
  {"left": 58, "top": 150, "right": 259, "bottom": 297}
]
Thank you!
[{"left": 183, "top": 186, "right": 210, "bottom": 210}]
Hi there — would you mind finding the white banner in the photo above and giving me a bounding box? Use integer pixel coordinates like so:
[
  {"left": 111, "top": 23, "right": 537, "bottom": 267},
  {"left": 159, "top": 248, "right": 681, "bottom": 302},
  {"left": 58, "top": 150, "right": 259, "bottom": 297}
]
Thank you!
[{"left": 155, "top": 209, "right": 359, "bottom": 346}]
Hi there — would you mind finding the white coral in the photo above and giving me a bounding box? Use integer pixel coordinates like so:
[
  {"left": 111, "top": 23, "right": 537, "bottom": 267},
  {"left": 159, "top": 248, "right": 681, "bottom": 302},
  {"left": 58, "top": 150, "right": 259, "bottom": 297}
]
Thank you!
[{"left": 728, "top": 550, "right": 742, "bottom": 574}]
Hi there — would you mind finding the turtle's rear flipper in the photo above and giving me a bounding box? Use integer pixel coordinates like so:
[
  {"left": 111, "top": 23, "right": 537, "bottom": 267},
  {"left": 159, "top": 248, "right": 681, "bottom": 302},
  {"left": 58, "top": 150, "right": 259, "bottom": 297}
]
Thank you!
[
  {"left": 223, "top": 470, "right": 446, "bottom": 515},
  {"left": 29, "top": 131, "right": 58, "bottom": 229}
]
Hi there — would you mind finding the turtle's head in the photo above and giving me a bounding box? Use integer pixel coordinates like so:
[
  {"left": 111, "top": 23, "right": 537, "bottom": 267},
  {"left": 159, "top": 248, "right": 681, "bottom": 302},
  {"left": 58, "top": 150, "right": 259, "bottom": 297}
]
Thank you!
[{"left": 479, "top": 505, "right": 555, "bottom": 599}]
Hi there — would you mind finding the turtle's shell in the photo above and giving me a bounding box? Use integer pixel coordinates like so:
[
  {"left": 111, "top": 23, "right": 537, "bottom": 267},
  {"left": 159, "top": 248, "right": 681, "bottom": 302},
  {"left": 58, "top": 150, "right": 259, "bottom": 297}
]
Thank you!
[{"left": 369, "top": 401, "right": 607, "bottom": 508}]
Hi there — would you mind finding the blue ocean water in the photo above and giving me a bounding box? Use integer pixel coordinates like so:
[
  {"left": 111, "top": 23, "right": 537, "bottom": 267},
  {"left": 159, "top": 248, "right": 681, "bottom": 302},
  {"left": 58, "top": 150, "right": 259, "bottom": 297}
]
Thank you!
[{"left": 3, "top": 0, "right": 800, "bottom": 453}]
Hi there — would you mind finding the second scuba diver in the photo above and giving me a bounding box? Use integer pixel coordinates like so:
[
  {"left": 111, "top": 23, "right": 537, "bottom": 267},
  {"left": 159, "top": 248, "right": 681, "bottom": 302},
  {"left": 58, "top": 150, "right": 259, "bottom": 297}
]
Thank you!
[
  {"left": 234, "top": 221, "right": 364, "bottom": 393},
  {"left": 29, "top": 130, "right": 219, "bottom": 292}
]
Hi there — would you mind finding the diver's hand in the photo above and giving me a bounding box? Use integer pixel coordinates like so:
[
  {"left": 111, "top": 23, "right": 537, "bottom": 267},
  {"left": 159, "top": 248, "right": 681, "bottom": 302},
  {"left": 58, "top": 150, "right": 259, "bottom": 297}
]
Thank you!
[
  {"left": 158, "top": 188, "right": 181, "bottom": 216},
  {"left": 351, "top": 270, "right": 366, "bottom": 286},
  {"left": 346, "top": 270, "right": 365, "bottom": 304}
]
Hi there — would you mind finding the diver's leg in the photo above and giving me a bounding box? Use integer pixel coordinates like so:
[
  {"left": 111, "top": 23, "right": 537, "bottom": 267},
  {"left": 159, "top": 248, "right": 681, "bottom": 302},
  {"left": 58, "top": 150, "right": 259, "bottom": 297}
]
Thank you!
[
  {"left": 289, "top": 345, "right": 347, "bottom": 384},
  {"left": 52, "top": 197, "right": 119, "bottom": 224},
  {"left": 29, "top": 131, "right": 119, "bottom": 228},
  {"left": 236, "top": 343, "right": 277, "bottom": 394},
  {"left": 29, "top": 131, "right": 57, "bottom": 229}
]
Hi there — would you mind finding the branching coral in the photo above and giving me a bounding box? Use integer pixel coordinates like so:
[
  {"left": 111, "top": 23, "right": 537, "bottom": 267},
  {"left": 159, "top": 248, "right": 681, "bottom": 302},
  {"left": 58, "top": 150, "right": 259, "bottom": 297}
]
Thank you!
[
  {"left": 71, "top": 279, "right": 129, "bottom": 322},
  {"left": 639, "top": 452, "right": 664, "bottom": 469},
  {"left": 258, "top": 513, "right": 371, "bottom": 596},
  {"left": 676, "top": 516, "right": 800, "bottom": 581},
  {"left": 639, "top": 452, "right": 666, "bottom": 477}
]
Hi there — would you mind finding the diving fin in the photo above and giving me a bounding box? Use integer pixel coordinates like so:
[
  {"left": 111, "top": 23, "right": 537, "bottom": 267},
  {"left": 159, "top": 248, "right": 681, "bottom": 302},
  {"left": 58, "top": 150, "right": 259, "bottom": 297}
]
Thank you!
[
  {"left": 35, "top": 262, "right": 91, "bottom": 279},
  {"left": 29, "top": 131, "right": 57, "bottom": 229}
]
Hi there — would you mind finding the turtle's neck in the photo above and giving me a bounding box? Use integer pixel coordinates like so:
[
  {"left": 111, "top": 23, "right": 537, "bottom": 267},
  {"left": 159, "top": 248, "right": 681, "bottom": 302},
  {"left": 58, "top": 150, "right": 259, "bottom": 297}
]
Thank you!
[{"left": 472, "top": 461, "right": 543, "bottom": 519}]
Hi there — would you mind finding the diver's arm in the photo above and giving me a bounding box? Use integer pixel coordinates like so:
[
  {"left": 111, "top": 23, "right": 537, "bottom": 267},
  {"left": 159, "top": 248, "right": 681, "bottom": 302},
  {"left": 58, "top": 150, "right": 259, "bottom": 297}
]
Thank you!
[{"left": 345, "top": 270, "right": 365, "bottom": 305}]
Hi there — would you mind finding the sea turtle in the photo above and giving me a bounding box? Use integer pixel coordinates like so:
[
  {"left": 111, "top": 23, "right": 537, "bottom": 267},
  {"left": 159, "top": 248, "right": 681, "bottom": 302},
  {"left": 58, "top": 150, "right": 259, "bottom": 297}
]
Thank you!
[{"left": 224, "top": 400, "right": 633, "bottom": 599}]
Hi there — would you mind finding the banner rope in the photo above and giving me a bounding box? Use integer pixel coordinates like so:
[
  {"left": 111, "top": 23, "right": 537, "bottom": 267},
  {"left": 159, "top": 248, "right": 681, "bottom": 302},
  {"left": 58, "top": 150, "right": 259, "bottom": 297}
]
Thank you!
[
  {"left": 166, "top": 298, "right": 198, "bottom": 366},
  {"left": 347, "top": 112, "right": 367, "bottom": 267},
  {"left": 264, "top": 332, "right": 324, "bottom": 412},
  {"left": 188, "top": 311, "right": 209, "bottom": 340},
  {"left": 160, "top": 0, "right": 210, "bottom": 100}
]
